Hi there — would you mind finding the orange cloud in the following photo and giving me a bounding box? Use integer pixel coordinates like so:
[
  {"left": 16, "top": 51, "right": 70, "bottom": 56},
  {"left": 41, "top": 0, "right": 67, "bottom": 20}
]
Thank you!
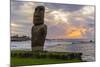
[
  {"left": 65, "top": 26, "right": 87, "bottom": 38},
  {"left": 67, "top": 30, "right": 82, "bottom": 38}
]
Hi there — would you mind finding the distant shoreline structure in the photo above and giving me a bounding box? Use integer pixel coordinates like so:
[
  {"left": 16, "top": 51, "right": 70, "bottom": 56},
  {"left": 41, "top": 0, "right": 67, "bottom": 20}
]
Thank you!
[
  {"left": 11, "top": 35, "right": 30, "bottom": 41},
  {"left": 11, "top": 35, "right": 95, "bottom": 43}
]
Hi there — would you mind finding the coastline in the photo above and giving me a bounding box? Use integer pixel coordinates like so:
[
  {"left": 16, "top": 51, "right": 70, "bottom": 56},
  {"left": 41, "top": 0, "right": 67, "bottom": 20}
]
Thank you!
[{"left": 11, "top": 41, "right": 95, "bottom": 62}]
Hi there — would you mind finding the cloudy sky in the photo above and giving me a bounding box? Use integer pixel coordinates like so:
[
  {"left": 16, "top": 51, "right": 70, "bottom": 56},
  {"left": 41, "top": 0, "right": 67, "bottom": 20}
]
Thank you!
[{"left": 11, "top": 0, "right": 95, "bottom": 39}]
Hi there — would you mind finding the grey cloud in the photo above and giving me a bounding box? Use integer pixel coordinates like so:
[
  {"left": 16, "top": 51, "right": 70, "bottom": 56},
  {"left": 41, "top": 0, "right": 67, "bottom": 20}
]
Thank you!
[{"left": 11, "top": 1, "right": 95, "bottom": 39}]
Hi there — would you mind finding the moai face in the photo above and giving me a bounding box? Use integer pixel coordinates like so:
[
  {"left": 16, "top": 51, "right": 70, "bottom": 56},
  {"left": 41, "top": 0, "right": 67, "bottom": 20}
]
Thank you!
[{"left": 33, "top": 6, "right": 45, "bottom": 25}]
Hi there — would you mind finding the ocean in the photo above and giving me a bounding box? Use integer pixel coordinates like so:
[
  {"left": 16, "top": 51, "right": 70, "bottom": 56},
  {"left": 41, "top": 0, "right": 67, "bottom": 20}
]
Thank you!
[{"left": 11, "top": 40, "right": 95, "bottom": 62}]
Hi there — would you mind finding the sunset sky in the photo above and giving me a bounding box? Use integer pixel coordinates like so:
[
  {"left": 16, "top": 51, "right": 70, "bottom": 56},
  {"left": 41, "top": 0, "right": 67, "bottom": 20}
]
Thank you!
[{"left": 11, "top": 0, "right": 95, "bottom": 39}]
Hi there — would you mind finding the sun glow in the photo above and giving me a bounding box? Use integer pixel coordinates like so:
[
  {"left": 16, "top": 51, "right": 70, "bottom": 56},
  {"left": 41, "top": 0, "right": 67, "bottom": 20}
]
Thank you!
[{"left": 65, "top": 26, "right": 87, "bottom": 38}]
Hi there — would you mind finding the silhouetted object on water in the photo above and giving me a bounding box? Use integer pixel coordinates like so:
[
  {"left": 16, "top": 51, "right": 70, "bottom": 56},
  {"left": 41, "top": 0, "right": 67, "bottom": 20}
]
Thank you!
[
  {"left": 90, "top": 40, "right": 93, "bottom": 42},
  {"left": 31, "top": 6, "right": 47, "bottom": 51},
  {"left": 11, "top": 35, "right": 30, "bottom": 41}
]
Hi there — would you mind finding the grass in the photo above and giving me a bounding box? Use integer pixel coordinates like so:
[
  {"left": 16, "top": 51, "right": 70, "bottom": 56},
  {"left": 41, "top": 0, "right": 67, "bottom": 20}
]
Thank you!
[
  {"left": 11, "top": 50, "right": 82, "bottom": 67},
  {"left": 11, "top": 57, "right": 81, "bottom": 67}
]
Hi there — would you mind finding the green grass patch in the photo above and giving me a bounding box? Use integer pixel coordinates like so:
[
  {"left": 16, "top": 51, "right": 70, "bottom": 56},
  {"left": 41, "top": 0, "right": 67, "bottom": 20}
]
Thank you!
[
  {"left": 11, "top": 50, "right": 82, "bottom": 67},
  {"left": 11, "top": 57, "right": 81, "bottom": 67}
]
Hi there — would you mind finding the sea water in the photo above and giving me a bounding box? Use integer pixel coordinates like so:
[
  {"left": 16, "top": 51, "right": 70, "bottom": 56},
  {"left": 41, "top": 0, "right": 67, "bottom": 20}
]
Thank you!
[{"left": 11, "top": 40, "right": 95, "bottom": 62}]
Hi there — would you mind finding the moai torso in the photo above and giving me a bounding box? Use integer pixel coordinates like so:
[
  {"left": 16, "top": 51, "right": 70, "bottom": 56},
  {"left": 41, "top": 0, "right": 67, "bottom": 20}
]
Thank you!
[{"left": 31, "top": 6, "right": 47, "bottom": 51}]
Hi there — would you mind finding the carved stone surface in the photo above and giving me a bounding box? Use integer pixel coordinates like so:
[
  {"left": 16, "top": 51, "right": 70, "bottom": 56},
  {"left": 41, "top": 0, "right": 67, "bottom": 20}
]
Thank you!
[{"left": 31, "top": 6, "right": 47, "bottom": 51}]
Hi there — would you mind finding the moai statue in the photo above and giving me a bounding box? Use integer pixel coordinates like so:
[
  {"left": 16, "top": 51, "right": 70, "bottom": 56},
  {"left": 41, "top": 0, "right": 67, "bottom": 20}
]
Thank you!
[{"left": 31, "top": 6, "right": 47, "bottom": 51}]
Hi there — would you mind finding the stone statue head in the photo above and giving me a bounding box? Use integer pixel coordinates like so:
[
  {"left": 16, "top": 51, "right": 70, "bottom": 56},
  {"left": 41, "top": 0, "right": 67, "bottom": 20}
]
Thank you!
[{"left": 33, "top": 6, "right": 45, "bottom": 25}]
